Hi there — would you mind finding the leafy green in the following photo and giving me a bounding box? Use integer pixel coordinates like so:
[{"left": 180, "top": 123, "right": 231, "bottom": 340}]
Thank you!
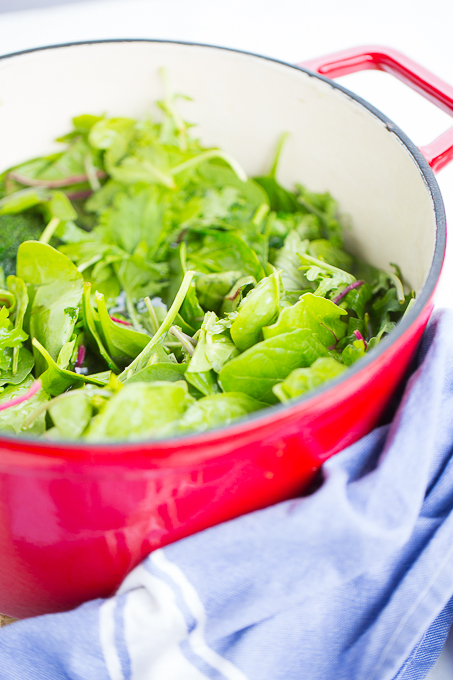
[
  {"left": 178, "top": 392, "right": 264, "bottom": 433},
  {"left": 0, "top": 86, "right": 412, "bottom": 441},
  {"left": 263, "top": 293, "right": 347, "bottom": 347},
  {"left": 17, "top": 242, "right": 84, "bottom": 375},
  {"left": 0, "top": 376, "right": 49, "bottom": 435},
  {"left": 219, "top": 329, "right": 330, "bottom": 404},
  {"left": 230, "top": 271, "right": 281, "bottom": 351},
  {"left": 85, "top": 381, "right": 193, "bottom": 441},
  {"left": 273, "top": 357, "right": 346, "bottom": 402}
]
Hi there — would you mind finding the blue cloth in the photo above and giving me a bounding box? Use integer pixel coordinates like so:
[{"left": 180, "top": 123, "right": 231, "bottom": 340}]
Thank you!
[{"left": 2, "top": 309, "right": 453, "bottom": 680}]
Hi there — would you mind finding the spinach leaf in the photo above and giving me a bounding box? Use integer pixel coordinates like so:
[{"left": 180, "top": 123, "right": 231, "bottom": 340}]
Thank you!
[
  {"left": 273, "top": 357, "right": 346, "bottom": 402},
  {"left": 178, "top": 392, "right": 265, "bottom": 433},
  {"left": 230, "top": 270, "right": 281, "bottom": 351},
  {"left": 17, "top": 242, "right": 84, "bottom": 375},
  {"left": 196, "top": 270, "right": 242, "bottom": 313},
  {"left": 219, "top": 328, "right": 330, "bottom": 404},
  {"left": 94, "top": 291, "right": 150, "bottom": 369},
  {"left": 274, "top": 231, "right": 310, "bottom": 292},
  {"left": 0, "top": 376, "right": 49, "bottom": 435},
  {"left": 263, "top": 292, "right": 347, "bottom": 347},
  {"left": 49, "top": 391, "right": 93, "bottom": 439},
  {"left": 85, "top": 381, "right": 194, "bottom": 442},
  {"left": 124, "top": 362, "right": 187, "bottom": 384},
  {"left": 33, "top": 338, "right": 107, "bottom": 396}
]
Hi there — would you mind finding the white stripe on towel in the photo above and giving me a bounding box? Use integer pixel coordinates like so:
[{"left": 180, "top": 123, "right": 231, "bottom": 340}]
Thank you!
[{"left": 151, "top": 549, "right": 249, "bottom": 680}]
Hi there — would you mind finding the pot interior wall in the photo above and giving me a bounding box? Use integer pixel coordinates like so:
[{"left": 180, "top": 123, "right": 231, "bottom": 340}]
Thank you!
[{"left": 0, "top": 41, "right": 436, "bottom": 291}]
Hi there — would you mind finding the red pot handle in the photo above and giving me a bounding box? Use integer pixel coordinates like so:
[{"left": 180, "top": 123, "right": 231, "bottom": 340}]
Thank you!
[{"left": 299, "top": 46, "right": 453, "bottom": 173}]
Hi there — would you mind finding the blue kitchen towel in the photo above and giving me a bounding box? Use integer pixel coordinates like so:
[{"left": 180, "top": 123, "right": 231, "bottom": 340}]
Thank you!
[{"left": 2, "top": 309, "right": 453, "bottom": 680}]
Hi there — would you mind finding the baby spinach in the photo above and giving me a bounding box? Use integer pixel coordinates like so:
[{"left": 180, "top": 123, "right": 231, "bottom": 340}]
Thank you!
[
  {"left": 219, "top": 329, "right": 330, "bottom": 404},
  {"left": 85, "top": 381, "right": 194, "bottom": 441},
  {"left": 17, "top": 242, "right": 84, "bottom": 375},
  {"left": 0, "top": 86, "right": 412, "bottom": 441},
  {"left": 230, "top": 270, "right": 281, "bottom": 351},
  {"left": 178, "top": 392, "right": 265, "bottom": 433},
  {"left": 273, "top": 357, "right": 346, "bottom": 402},
  {"left": 263, "top": 293, "right": 347, "bottom": 347}
]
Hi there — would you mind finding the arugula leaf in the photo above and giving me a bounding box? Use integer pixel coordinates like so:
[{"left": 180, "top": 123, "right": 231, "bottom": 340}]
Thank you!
[
  {"left": 219, "top": 328, "right": 330, "bottom": 404},
  {"left": 298, "top": 253, "right": 355, "bottom": 298}
]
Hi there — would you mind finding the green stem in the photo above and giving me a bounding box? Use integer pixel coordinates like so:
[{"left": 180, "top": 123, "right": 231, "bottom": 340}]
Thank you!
[
  {"left": 119, "top": 270, "right": 195, "bottom": 379},
  {"left": 252, "top": 203, "right": 270, "bottom": 227},
  {"left": 269, "top": 132, "right": 289, "bottom": 179},
  {"left": 39, "top": 217, "right": 60, "bottom": 244},
  {"left": 170, "top": 150, "right": 247, "bottom": 182},
  {"left": 144, "top": 296, "right": 159, "bottom": 334},
  {"left": 388, "top": 272, "right": 406, "bottom": 303}
]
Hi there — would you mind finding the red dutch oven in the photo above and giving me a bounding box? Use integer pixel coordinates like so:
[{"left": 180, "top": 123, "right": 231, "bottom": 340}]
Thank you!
[{"left": 0, "top": 42, "right": 451, "bottom": 619}]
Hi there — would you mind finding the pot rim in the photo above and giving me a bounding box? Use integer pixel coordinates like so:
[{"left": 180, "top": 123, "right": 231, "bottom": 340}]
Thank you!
[{"left": 0, "top": 38, "right": 446, "bottom": 457}]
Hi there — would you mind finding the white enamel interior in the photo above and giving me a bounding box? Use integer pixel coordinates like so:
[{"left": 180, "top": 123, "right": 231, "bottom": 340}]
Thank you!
[{"left": 0, "top": 41, "right": 436, "bottom": 291}]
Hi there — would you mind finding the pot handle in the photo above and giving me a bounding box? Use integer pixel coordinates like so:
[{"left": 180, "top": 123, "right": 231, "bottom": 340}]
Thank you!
[{"left": 299, "top": 46, "right": 453, "bottom": 173}]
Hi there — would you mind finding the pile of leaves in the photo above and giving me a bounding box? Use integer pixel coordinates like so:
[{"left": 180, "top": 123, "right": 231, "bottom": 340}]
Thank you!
[{"left": 0, "top": 86, "right": 414, "bottom": 441}]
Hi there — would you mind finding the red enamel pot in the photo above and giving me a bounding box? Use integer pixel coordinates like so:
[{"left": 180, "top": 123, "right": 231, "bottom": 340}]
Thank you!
[{"left": 0, "top": 42, "right": 451, "bottom": 619}]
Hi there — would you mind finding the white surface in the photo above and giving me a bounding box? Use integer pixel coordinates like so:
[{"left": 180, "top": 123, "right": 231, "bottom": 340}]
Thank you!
[
  {"left": 0, "top": 42, "right": 437, "bottom": 291},
  {"left": 0, "top": 1, "right": 452, "bottom": 676}
]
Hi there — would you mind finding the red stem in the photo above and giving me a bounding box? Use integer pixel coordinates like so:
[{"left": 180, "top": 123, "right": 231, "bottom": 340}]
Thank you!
[
  {"left": 9, "top": 170, "right": 106, "bottom": 189},
  {"left": 110, "top": 316, "right": 133, "bottom": 327},
  {"left": 353, "top": 329, "right": 367, "bottom": 349},
  {"left": 332, "top": 280, "right": 365, "bottom": 305},
  {"left": 0, "top": 380, "right": 42, "bottom": 412},
  {"left": 75, "top": 345, "right": 86, "bottom": 368}
]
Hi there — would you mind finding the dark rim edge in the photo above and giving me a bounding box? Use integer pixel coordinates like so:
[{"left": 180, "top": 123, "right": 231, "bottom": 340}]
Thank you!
[{"left": 0, "top": 38, "right": 446, "bottom": 456}]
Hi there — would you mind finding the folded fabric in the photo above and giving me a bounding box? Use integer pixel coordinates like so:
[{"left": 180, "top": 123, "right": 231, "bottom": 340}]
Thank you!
[{"left": 2, "top": 309, "right": 453, "bottom": 680}]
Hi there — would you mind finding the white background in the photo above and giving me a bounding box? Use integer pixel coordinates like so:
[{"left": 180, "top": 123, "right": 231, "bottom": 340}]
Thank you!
[{"left": 0, "top": 0, "right": 452, "bottom": 675}]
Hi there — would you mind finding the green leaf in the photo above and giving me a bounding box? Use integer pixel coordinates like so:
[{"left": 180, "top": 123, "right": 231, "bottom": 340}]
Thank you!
[
  {"left": 124, "top": 362, "right": 187, "bottom": 384},
  {"left": 187, "top": 231, "right": 265, "bottom": 281},
  {"left": 0, "top": 347, "right": 34, "bottom": 387},
  {"left": 82, "top": 283, "right": 120, "bottom": 372},
  {"left": 273, "top": 357, "right": 346, "bottom": 402},
  {"left": 0, "top": 188, "right": 50, "bottom": 215},
  {"left": 196, "top": 270, "right": 242, "bottom": 313},
  {"left": 94, "top": 291, "right": 150, "bottom": 369},
  {"left": 17, "top": 241, "right": 84, "bottom": 375},
  {"left": 230, "top": 271, "right": 281, "bottom": 351},
  {"left": 32, "top": 338, "right": 106, "bottom": 396},
  {"left": 119, "top": 270, "right": 195, "bottom": 379},
  {"left": 186, "top": 311, "right": 221, "bottom": 396},
  {"left": 341, "top": 339, "right": 366, "bottom": 366},
  {"left": 178, "top": 392, "right": 265, "bottom": 433},
  {"left": 219, "top": 328, "right": 330, "bottom": 404},
  {"left": 263, "top": 292, "right": 347, "bottom": 347},
  {"left": 0, "top": 376, "right": 50, "bottom": 435},
  {"left": 49, "top": 391, "right": 93, "bottom": 439},
  {"left": 84, "top": 381, "right": 194, "bottom": 441},
  {"left": 308, "top": 239, "right": 353, "bottom": 272},
  {"left": 298, "top": 253, "right": 355, "bottom": 298},
  {"left": 273, "top": 231, "right": 310, "bottom": 292}
]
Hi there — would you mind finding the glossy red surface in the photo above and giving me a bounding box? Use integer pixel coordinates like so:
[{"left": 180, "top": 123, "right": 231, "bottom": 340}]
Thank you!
[
  {"left": 0, "top": 44, "right": 449, "bottom": 619},
  {"left": 300, "top": 45, "right": 453, "bottom": 172},
  {"left": 0, "top": 302, "right": 432, "bottom": 618}
]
